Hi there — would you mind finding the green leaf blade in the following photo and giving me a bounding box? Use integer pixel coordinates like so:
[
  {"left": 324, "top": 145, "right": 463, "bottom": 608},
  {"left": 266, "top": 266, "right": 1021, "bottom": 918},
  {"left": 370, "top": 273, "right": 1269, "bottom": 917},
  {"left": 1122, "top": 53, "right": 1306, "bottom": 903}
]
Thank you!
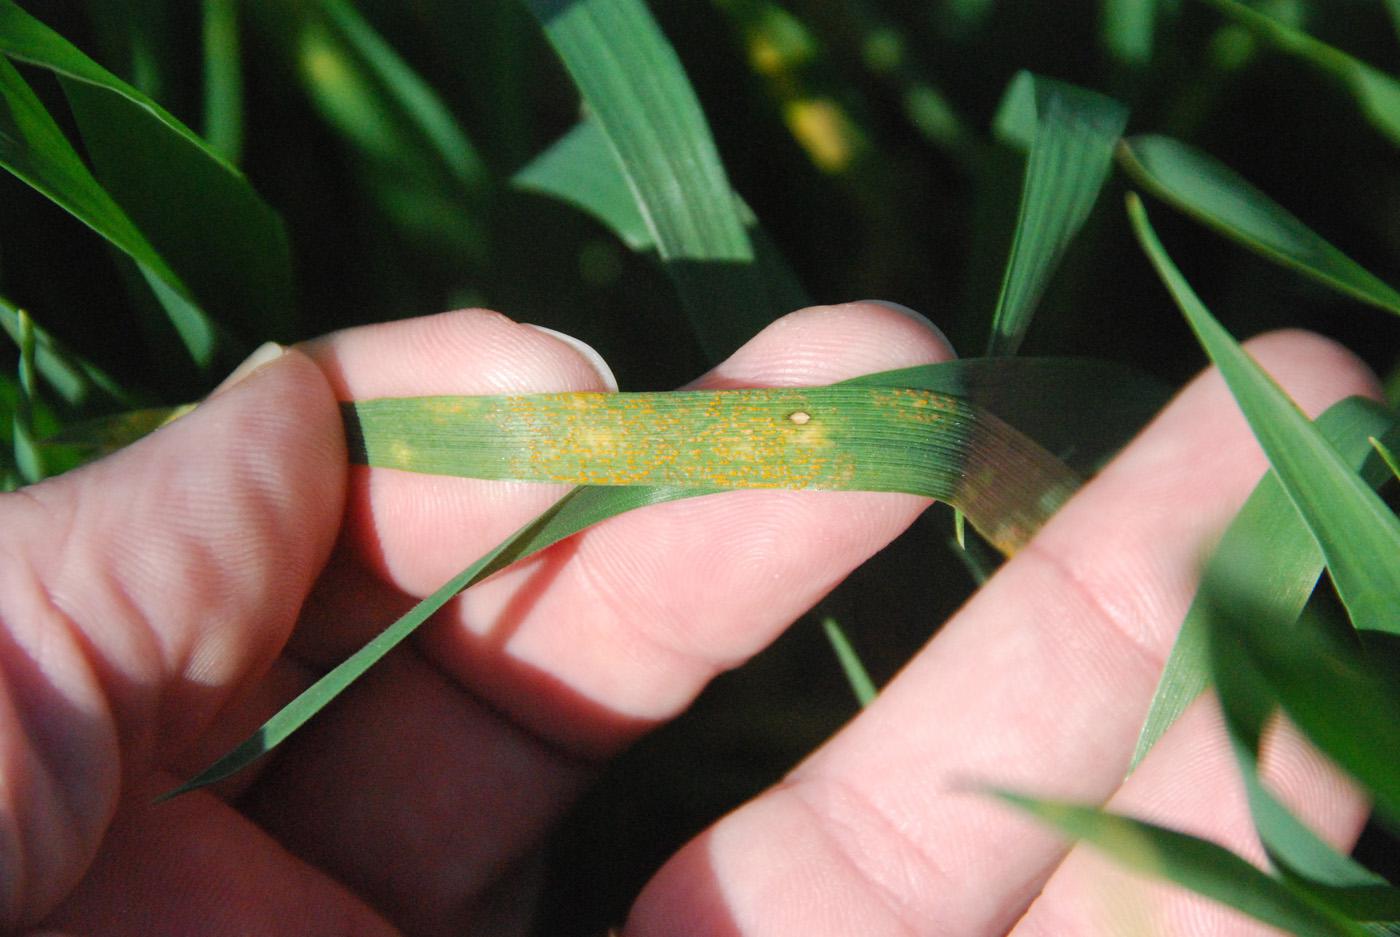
[
  {"left": 821, "top": 617, "right": 877, "bottom": 707},
  {"left": 201, "top": 0, "right": 243, "bottom": 163},
  {"left": 320, "top": 0, "right": 488, "bottom": 197},
  {"left": 1129, "top": 193, "right": 1400, "bottom": 637},
  {"left": 524, "top": 0, "right": 747, "bottom": 261},
  {"left": 995, "top": 792, "right": 1370, "bottom": 937},
  {"left": 1199, "top": 0, "right": 1400, "bottom": 149},
  {"left": 1119, "top": 135, "right": 1400, "bottom": 317},
  {"left": 1207, "top": 572, "right": 1400, "bottom": 831},
  {"left": 520, "top": 0, "right": 800, "bottom": 360},
  {"left": 341, "top": 385, "right": 1081, "bottom": 556},
  {"left": 987, "top": 73, "right": 1129, "bottom": 357},
  {"left": 163, "top": 484, "right": 711, "bottom": 799},
  {"left": 513, "top": 118, "right": 653, "bottom": 251}
]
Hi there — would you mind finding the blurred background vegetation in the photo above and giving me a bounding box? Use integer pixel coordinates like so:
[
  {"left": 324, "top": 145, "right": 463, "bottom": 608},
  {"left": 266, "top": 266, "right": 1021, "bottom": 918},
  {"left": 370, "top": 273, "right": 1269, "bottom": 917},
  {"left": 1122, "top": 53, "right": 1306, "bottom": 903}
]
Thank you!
[{"left": 3, "top": 0, "right": 1400, "bottom": 931}]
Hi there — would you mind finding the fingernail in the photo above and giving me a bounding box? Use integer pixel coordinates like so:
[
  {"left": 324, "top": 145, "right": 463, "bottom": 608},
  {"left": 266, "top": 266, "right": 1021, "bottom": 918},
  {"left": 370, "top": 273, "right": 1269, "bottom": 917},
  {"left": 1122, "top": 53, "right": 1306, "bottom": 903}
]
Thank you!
[
  {"left": 858, "top": 300, "right": 955, "bottom": 354},
  {"left": 210, "top": 342, "right": 286, "bottom": 398},
  {"left": 526, "top": 325, "right": 619, "bottom": 391}
]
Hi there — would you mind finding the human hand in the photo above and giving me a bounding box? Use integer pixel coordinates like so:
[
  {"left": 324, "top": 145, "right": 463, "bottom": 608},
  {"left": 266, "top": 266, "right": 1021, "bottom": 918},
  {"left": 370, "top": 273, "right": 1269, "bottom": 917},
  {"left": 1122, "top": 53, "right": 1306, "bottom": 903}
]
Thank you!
[{"left": 0, "top": 303, "right": 1374, "bottom": 935}]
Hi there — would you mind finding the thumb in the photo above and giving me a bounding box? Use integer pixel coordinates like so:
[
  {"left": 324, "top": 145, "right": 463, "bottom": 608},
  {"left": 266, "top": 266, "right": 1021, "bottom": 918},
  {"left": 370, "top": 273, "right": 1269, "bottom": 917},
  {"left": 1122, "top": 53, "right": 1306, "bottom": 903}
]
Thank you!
[{"left": 0, "top": 344, "right": 345, "bottom": 926}]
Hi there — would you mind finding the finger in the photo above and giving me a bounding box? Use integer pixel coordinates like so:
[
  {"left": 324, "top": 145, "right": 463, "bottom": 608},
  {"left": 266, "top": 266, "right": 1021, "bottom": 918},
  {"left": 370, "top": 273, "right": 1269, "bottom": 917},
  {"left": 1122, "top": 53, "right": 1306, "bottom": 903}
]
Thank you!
[
  {"left": 1010, "top": 696, "right": 1367, "bottom": 935},
  {"left": 0, "top": 347, "right": 345, "bottom": 928},
  {"left": 251, "top": 301, "right": 952, "bottom": 934},
  {"left": 626, "top": 330, "right": 1379, "bottom": 937},
  {"left": 36, "top": 775, "right": 397, "bottom": 937}
]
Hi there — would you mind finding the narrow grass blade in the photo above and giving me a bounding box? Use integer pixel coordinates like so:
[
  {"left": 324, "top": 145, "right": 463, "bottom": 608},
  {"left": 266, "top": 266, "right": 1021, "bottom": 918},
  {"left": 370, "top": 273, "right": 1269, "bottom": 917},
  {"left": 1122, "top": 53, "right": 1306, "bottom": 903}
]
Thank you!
[
  {"left": 1217, "top": 676, "right": 1400, "bottom": 924},
  {"left": 163, "top": 484, "right": 711, "bottom": 798},
  {"left": 202, "top": 0, "right": 242, "bottom": 163},
  {"left": 514, "top": 118, "right": 652, "bottom": 251},
  {"left": 521, "top": 0, "right": 746, "bottom": 259},
  {"left": 821, "top": 617, "right": 877, "bottom": 706},
  {"left": 1118, "top": 135, "right": 1400, "bottom": 316},
  {"left": 319, "top": 0, "right": 488, "bottom": 196},
  {"left": 1199, "top": 0, "right": 1400, "bottom": 148},
  {"left": 522, "top": 0, "right": 786, "bottom": 360},
  {"left": 0, "top": 55, "right": 215, "bottom": 364},
  {"left": 0, "top": 299, "right": 140, "bottom": 408},
  {"left": 1370, "top": 436, "right": 1400, "bottom": 483},
  {"left": 12, "top": 308, "right": 41, "bottom": 483},
  {"left": 1101, "top": 0, "right": 1157, "bottom": 67},
  {"left": 1130, "top": 193, "right": 1400, "bottom": 637},
  {"left": 1160, "top": 403, "right": 1400, "bottom": 920},
  {"left": 993, "top": 791, "right": 1369, "bottom": 936},
  {"left": 1132, "top": 396, "right": 1400, "bottom": 768},
  {"left": 986, "top": 72, "right": 1129, "bottom": 356}
]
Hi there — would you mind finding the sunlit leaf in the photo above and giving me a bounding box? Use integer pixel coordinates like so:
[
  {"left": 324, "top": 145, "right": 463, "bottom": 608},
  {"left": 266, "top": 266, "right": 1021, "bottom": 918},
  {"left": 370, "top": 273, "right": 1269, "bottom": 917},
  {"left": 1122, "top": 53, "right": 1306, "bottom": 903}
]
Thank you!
[
  {"left": 515, "top": 117, "right": 808, "bottom": 320},
  {"left": 1118, "top": 136, "right": 1400, "bottom": 316},
  {"left": 986, "top": 72, "right": 1129, "bottom": 356},
  {"left": 343, "top": 383, "right": 1079, "bottom": 555},
  {"left": 514, "top": 118, "right": 651, "bottom": 251},
  {"left": 521, "top": 0, "right": 787, "bottom": 361},
  {"left": 174, "top": 352, "right": 1133, "bottom": 795},
  {"left": 1130, "top": 193, "right": 1400, "bottom": 637},
  {"left": 162, "top": 484, "right": 710, "bottom": 798},
  {"left": 994, "top": 791, "right": 1369, "bottom": 936}
]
